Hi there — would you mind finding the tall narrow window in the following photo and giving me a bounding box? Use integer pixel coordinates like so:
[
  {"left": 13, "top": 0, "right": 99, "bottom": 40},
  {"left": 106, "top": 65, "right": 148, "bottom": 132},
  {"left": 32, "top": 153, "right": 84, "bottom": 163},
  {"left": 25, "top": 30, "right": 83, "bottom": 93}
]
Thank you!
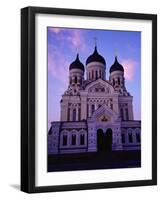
[
  {"left": 121, "top": 133, "right": 125, "bottom": 143},
  {"left": 111, "top": 104, "right": 113, "bottom": 110},
  {"left": 136, "top": 133, "right": 140, "bottom": 143},
  {"left": 118, "top": 77, "right": 120, "bottom": 85},
  {"left": 92, "top": 70, "right": 94, "bottom": 80},
  {"left": 67, "top": 108, "right": 70, "bottom": 121},
  {"left": 99, "top": 70, "right": 101, "bottom": 78},
  {"left": 96, "top": 71, "right": 98, "bottom": 79},
  {"left": 120, "top": 108, "right": 124, "bottom": 120},
  {"left": 74, "top": 76, "right": 77, "bottom": 84},
  {"left": 125, "top": 108, "right": 129, "bottom": 120},
  {"left": 72, "top": 135, "right": 76, "bottom": 145},
  {"left": 91, "top": 104, "right": 95, "bottom": 114},
  {"left": 63, "top": 135, "right": 67, "bottom": 146},
  {"left": 113, "top": 79, "right": 115, "bottom": 86},
  {"left": 80, "top": 134, "right": 85, "bottom": 145},
  {"left": 73, "top": 109, "right": 76, "bottom": 121},
  {"left": 128, "top": 133, "right": 133, "bottom": 143},
  {"left": 87, "top": 104, "right": 89, "bottom": 118},
  {"left": 78, "top": 107, "right": 81, "bottom": 121}
]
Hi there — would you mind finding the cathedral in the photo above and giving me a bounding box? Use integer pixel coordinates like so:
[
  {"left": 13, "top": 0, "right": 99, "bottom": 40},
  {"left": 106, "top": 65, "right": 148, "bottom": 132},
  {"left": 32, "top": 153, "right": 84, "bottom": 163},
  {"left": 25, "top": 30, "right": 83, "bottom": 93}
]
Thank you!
[{"left": 48, "top": 45, "right": 141, "bottom": 155}]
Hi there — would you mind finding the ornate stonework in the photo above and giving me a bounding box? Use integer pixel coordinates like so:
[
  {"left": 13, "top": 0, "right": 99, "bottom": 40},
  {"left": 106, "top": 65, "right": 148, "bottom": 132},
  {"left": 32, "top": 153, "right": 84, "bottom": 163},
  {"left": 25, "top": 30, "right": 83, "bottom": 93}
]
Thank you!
[{"left": 48, "top": 47, "right": 141, "bottom": 154}]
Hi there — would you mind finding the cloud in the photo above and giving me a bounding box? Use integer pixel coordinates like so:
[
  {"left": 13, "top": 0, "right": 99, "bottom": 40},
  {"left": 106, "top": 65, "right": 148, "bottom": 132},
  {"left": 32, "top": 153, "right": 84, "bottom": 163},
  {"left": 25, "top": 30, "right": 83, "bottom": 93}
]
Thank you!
[
  {"left": 48, "top": 44, "right": 69, "bottom": 88},
  {"left": 48, "top": 27, "right": 87, "bottom": 52},
  {"left": 121, "top": 59, "right": 137, "bottom": 81},
  {"left": 66, "top": 30, "right": 86, "bottom": 51},
  {"left": 48, "top": 27, "right": 61, "bottom": 34}
]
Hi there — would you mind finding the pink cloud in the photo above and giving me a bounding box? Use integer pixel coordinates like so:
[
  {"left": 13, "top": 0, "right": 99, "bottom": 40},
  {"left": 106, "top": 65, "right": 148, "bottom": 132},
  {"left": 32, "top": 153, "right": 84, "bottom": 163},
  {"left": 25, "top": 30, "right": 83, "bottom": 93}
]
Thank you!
[
  {"left": 66, "top": 30, "right": 86, "bottom": 51},
  {"left": 121, "top": 59, "right": 137, "bottom": 81},
  {"left": 48, "top": 44, "right": 69, "bottom": 88},
  {"left": 49, "top": 28, "right": 87, "bottom": 52},
  {"left": 48, "top": 27, "right": 61, "bottom": 34}
]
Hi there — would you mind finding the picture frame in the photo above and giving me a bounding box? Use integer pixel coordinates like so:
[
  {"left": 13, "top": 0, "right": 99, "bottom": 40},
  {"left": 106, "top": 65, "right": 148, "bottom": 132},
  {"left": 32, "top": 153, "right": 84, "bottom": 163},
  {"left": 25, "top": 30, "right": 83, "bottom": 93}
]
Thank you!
[{"left": 21, "top": 6, "right": 157, "bottom": 193}]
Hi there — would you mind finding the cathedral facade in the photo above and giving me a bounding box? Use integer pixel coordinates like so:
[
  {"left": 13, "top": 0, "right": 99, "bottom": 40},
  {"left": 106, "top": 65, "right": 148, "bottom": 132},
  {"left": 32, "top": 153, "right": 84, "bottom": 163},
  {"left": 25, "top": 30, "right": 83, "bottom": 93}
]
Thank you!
[{"left": 48, "top": 46, "right": 141, "bottom": 155}]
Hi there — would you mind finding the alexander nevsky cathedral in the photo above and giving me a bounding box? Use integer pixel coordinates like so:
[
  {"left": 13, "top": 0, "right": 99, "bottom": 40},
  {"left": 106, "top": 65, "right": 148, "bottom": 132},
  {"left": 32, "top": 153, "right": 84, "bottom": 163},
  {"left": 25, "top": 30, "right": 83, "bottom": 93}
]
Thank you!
[{"left": 48, "top": 44, "right": 141, "bottom": 155}]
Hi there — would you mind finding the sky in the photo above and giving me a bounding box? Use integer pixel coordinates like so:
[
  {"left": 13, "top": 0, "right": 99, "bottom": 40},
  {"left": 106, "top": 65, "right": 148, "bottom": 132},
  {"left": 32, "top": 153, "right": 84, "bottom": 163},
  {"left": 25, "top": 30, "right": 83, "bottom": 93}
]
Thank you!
[{"left": 48, "top": 27, "right": 141, "bottom": 127}]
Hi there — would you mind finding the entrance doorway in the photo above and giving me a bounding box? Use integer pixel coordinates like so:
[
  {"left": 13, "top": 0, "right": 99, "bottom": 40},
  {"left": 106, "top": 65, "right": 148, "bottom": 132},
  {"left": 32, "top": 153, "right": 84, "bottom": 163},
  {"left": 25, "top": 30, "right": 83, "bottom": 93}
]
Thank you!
[
  {"left": 97, "top": 129, "right": 104, "bottom": 152},
  {"left": 97, "top": 128, "right": 113, "bottom": 152},
  {"left": 105, "top": 128, "right": 112, "bottom": 151}
]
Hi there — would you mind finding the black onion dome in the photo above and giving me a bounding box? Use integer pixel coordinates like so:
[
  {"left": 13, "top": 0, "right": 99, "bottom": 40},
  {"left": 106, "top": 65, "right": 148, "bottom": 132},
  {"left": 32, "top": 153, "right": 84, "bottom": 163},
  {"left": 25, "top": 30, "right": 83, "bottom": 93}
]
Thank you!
[
  {"left": 110, "top": 56, "right": 124, "bottom": 73},
  {"left": 86, "top": 46, "right": 106, "bottom": 65},
  {"left": 69, "top": 54, "right": 85, "bottom": 71}
]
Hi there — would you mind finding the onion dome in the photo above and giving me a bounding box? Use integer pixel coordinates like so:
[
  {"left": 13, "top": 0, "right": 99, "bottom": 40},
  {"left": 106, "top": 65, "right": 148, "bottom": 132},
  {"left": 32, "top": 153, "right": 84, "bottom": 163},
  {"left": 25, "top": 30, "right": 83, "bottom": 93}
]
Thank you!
[
  {"left": 69, "top": 54, "right": 85, "bottom": 71},
  {"left": 86, "top": 46, "right": 106, "bottom": 65},
  {"left": 110, "top": 56, "right": 124, "bottom": 73}
]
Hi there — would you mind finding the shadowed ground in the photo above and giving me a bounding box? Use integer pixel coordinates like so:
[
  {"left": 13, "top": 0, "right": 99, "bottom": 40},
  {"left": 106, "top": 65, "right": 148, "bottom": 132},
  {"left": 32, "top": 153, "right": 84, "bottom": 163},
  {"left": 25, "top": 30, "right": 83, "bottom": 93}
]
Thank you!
[{"left": 48, "top": 150, "right": 141, "bottom": 172}]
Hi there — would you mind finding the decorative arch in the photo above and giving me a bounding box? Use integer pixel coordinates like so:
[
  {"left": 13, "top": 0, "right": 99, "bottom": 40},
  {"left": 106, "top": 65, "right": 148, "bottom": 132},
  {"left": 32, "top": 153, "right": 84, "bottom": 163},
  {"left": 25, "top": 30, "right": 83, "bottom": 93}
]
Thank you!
[
  {"left": 84, "top": 79, "right": 114, "bottom": 93},
  {"left": 91, "top": 104, "right": 119, "bottom": 123}
]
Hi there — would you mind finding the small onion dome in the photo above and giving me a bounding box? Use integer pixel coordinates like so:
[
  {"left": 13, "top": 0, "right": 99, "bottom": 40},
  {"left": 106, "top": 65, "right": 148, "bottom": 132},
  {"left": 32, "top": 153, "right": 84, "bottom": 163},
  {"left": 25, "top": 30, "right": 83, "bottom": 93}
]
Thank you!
[
  {"left": 110, "top": 56, "right": 124, "bottom": 73},
  {"left": 69, "top": 54, "right": 85, "bottom": 71},
  {"left": 86, "top": 46, "right": 106, "bottom": 65}
]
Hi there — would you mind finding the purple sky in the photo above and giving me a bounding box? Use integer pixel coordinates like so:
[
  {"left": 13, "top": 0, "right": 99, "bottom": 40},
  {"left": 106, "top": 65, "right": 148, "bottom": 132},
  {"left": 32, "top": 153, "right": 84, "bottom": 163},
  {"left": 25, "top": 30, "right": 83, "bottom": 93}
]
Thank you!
[{"left": 48, "top": 27, "right": 141, "bottom": 127}]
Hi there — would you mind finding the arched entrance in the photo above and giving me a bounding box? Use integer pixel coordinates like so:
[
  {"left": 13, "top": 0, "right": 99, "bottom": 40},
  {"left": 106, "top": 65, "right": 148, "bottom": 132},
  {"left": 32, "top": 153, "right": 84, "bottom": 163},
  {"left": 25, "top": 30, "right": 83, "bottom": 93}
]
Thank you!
[
  {"left": 97, "top": 128, "right": 113, "bottom": 152},
  {"left": 105, "top": 128, "right": 113, "bottom": 151},
  {"left": 97, "top": 129, "right": 104, "bottom": 152}
]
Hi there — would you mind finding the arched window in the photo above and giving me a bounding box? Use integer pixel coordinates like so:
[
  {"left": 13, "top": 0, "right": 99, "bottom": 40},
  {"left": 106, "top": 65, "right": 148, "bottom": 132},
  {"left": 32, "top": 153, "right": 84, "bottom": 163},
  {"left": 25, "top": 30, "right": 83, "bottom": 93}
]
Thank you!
[
  {"left": 96, "top": 71, "right": 98, "bottom": 79},
  {"left": 91, "top": 104, "right": 95, "bottom": 114},
  {"left": 73, "top": 109, "right": 76, "bottom": 121},
  {"left": 99, "top": 70, "right": 101, "bottom": 78},
  {"left": 125, "top": 108, "right": 129, "bottom": 120},
  {"left": 80, "top": 134, "right": 85, "bottom": 145},
  {"left": 121, "top": 133, "right": 125, "bottom": 143},
  {"left": 63, "top": 135, "right": 67, "bottom": 146},
  {"left": 120, "top": 108, "right": 124, "bottom": 120},
  {"left": 87, "top": 104, "right": 89, "bottom": 117},
  {"left": 74, "top": 76, "right": 77, "bottom": 83},
  {"left": 113, "top": 79, "right": 115, "bottom": 86},
  {"left": 128, "top": 133, "right": 133, "bottom": 143},
  {"left": 136, "top": 133, "right": 140, "bottom": 143},
  {"left": 71, "top": 135, "right": 76, "bottom": 145},
  {"left": 118, "top": 77, "right": 120, "bottom": 85},
  {"left": 67, "top": 108, "right": 70, "bottom": 121},
  {"left": 78, "top": 107, "right": 81, "bottom": 121},
  {"left": 92, "top": 70, "right": 94, "bottom": 80}
]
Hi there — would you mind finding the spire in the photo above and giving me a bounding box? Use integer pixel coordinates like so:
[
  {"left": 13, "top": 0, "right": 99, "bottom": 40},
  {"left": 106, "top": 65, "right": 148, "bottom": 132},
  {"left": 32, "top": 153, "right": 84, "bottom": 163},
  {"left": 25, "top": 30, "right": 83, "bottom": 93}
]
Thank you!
[
  {"left": 114, "top": 56, "right": 118, "bottom": 63},
  {"left": 76, "top": 53, "right": 79, "bottom": 61}
]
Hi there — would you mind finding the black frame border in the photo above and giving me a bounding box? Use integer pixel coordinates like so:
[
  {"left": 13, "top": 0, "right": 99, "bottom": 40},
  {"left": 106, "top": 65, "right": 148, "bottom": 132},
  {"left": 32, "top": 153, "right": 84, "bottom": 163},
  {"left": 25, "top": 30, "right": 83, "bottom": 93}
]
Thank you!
[{"left": 21, "top": 6, "right": 157, "bottom": 193}]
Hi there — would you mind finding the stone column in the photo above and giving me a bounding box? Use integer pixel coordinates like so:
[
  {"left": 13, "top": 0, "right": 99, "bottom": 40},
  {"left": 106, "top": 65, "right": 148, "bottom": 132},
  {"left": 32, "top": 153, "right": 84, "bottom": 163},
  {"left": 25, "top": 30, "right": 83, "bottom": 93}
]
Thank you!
[
  {"left": 128, "top": 104, "right": 134, "bottom": 120},
  {"left": 113, "top": 97, "right": 119, "bottom": 114},
  {"left": 81, "top": 96, "right": 87, "bottom": 120},
  {"left": 89, "top": 104, "right": 92, "bottom": 117},
  {"left": 87, "top": 121, "right": 97, "bottom": 152}
]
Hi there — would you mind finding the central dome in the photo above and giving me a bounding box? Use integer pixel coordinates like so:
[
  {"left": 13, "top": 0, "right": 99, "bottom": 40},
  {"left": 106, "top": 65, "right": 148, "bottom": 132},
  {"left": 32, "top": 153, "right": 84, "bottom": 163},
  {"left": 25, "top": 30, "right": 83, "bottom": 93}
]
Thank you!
[{"left": 86, "top": 46, "right": 106, "bottom": 65}]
